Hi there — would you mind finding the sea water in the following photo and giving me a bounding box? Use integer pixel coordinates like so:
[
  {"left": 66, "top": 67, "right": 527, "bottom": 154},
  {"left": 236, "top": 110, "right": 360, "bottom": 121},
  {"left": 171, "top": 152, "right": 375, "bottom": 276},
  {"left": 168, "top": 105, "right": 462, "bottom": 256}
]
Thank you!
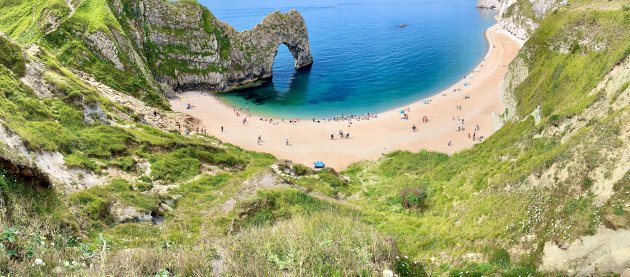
[{"left": 198, "top": 0, "right": 497, "bottom": 118}]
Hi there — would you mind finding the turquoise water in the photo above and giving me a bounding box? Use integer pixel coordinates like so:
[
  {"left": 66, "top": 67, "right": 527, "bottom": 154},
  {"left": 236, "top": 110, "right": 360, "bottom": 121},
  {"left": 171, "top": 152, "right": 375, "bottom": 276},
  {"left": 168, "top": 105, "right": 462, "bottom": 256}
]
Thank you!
[{"left": 199, "top": 0, "right": 497, "bottom": 118}]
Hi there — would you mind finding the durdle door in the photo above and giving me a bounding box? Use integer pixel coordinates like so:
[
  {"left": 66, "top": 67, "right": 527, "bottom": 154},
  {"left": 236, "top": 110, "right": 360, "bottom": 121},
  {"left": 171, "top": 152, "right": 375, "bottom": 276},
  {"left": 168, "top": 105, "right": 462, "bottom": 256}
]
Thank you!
[{"left": 114, "top": 0, "right": 313, "bottom": 92}]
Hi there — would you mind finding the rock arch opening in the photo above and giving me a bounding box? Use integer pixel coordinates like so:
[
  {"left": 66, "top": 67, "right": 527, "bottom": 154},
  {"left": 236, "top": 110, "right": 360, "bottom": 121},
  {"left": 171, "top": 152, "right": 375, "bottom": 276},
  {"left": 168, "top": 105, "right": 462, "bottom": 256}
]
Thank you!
[{"left": 272, "top": 43, "right": 298, "bottom": 92}]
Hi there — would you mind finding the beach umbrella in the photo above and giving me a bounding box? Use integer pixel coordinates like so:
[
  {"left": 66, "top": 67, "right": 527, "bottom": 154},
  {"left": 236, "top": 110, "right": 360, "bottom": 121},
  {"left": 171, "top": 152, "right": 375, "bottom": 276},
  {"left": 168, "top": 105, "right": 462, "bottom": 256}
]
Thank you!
[{"left": 314, "top": 161, "right": 325, "bottom": 169}]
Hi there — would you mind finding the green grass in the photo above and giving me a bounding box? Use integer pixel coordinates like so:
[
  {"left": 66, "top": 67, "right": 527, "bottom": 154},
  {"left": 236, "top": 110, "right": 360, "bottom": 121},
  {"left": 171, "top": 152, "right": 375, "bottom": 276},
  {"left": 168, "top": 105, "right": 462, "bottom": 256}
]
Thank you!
[
  {"left": 0, "top": 36, "right": 25, "bottom": 76},
  {"left": 0, "top": 0, "right": 70, "bottom": 44},
  {"left": 67, "top": 0, "right": 123, "bottom": 34},
  {"left": 150, "top": 146, "right": 244, "bottom": 182},
  {"left": 223, "top": 212, "right": 397, "bottom": 276},
  {"left": 514, "top": 10, "right": 630, "bottom": 118},
  {"left": 232, "top": 188, "right": 348, "bottom": 230},
  {"left": 287, "top": 166, "right": 355, "bottom": 196},
  {"left": 64, "top": 152, "right": 101, "bottom": 172}
]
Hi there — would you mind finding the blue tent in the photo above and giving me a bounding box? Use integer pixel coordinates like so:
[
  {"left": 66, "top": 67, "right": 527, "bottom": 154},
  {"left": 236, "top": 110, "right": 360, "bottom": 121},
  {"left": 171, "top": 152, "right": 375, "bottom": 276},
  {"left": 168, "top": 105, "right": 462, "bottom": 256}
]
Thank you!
[{"left": 314, "top": 161, "right": 325, "bottom": 169}]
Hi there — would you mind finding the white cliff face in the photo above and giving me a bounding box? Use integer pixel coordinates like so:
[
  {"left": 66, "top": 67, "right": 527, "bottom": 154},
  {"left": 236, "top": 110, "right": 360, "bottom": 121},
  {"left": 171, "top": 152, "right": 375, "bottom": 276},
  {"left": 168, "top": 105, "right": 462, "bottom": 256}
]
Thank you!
[
  {"left": 476, "top": 0, "right": 501, "bottom": 9},
  {"left": 478, "top": 0, "right": 567, "bottom": 40}
]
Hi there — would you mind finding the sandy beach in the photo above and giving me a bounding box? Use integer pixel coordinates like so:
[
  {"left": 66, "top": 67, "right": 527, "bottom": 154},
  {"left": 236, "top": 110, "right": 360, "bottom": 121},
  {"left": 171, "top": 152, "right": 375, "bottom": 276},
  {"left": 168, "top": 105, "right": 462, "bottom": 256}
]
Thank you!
[{"left": 170, "top": 24, "right": 522, "bottom": 170}]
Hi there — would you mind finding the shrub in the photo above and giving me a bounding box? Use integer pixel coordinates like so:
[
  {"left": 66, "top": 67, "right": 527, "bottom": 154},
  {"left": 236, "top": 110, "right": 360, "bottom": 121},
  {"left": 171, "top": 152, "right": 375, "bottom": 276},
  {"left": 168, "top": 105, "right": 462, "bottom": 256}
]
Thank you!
[
  {"left": 400, "top": 187, "right": 427, "bottom": 209},
  {"left": 394, "top": 256, "right": 427, "bottom": 277},
  {"left": 233, "top": 188, "right": 340, "bottom": 230},
  {"left": 112, "top": 156, "right": 136, "bottom": 172},
  {"left": 292, "top": 164, "right": 314, "bottom": 176},
  {"left": 489, "top": 248, "right": 511, "bottom": 268},
  {"left": 318, "top": 169, "right": 346, "bottom": 189},
  {"left": 69, "top": 188, "right": 112, "bottom": 223}
]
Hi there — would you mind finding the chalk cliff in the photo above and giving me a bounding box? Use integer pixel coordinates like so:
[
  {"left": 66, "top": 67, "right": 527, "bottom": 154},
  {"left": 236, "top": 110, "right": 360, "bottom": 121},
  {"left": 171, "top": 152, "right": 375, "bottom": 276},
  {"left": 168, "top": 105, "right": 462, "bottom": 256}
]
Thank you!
[
  {"left": 476, "top": 0, "right": 501, "bottom": 9},
  {"left": 477, "top": 0, "right": 567, "bottom": 40}
]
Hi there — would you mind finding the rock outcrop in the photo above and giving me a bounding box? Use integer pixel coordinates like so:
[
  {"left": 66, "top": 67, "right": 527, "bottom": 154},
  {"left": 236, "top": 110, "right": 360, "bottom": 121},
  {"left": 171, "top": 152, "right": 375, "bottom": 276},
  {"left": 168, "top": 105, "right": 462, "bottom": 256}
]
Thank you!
[
  {"left": 110, "top": 0, "right": 313, "bottom": 92},
  {"left": 476, "top": 0, "right": 501, "bottom": 9}
]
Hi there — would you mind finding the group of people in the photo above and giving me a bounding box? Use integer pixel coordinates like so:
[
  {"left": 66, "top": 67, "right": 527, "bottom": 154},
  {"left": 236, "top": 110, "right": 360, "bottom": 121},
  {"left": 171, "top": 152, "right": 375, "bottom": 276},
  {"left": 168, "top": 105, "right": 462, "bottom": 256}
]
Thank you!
[
  {"left": 314, "top": 113, "right": 379, "bottom": 124},
  {"left": 331, "top": 129, "right": 350, "bottom": 140},
  {"left": 181, "top": 126, "right": 208, "bottom": 136},
  {"left": 256, "top": 135, "right": 290, "bottom": 146}
]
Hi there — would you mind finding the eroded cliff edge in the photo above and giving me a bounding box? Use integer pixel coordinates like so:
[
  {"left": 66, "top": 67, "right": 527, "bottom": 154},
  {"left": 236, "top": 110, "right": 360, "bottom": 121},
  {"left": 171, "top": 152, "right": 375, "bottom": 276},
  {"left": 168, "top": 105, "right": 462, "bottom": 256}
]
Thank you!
[{"left": 477, "top": 0, "right": 568, "bottom": 40}]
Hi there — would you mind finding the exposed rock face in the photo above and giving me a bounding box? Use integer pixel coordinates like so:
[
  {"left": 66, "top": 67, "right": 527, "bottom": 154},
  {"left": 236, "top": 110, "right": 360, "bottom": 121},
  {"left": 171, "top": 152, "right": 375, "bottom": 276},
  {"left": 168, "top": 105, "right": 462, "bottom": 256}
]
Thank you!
[
  {"left": 477, "top": 0, "right": 567, "bottom": 40},
  {"left": 110, "top": 202, "right": 153, "bottom": 223},
  {"left": 498, "top": 57, "right": 528, "bottom": 122},
  {"left": 85, "top": 30, "right": 125, "bottom": 71},
  {"left": 223, "top": 11, "right": 314, "bottom": 91},
  {"left": 112, "top": 0, "right": 313, "bottom": 92},
  {"left": 0, "top": 122, "right": 102, "bottom": 191},
  {"left": 541, "top": 227, "right": 630, "bottom": 276},
  {"left": 476, "top": 0, "right": 501, "bottom": 9}
]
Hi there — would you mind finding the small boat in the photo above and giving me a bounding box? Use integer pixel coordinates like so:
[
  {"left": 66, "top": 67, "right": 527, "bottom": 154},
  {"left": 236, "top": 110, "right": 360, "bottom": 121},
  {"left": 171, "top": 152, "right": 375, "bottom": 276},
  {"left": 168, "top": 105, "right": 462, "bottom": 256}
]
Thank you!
[{"left": 398, "top": 24, "right": 408, "bottom": 28}]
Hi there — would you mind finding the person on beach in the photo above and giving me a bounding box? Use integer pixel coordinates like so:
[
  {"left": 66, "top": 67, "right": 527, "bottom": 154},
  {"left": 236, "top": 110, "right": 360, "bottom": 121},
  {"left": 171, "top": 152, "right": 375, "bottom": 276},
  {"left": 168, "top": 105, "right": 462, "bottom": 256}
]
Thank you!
[
  {"left": 412, "top": 124, "right": 417, "bottom": 132},
  {"left": 221, "top": 126, "right": 224, "bottom": 132},
  {"left": 285, "top": 139, "right": 289, "bottom": 146},
  {"left": 346, "top": 133, "right": 350, "bottom": 139},
  {"left": 448, "top": 141, "right": 452, "bottom": 147},
  {"left": 331, "top": 134, "right": 334, "bottom": 140},
  {"left": 258, "top": 135, "right": 262, "bottom": 145}
]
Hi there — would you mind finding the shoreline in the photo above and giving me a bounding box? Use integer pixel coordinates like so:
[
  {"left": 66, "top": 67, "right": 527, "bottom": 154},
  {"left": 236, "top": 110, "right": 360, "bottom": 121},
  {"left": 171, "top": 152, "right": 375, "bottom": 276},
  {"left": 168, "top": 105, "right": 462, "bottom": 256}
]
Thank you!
[
  {"left": 213, "top": 28, "right": 496, "bottom": 121},
  {"left": 170, "top": 24, "right": 522, "bottom": 170}
]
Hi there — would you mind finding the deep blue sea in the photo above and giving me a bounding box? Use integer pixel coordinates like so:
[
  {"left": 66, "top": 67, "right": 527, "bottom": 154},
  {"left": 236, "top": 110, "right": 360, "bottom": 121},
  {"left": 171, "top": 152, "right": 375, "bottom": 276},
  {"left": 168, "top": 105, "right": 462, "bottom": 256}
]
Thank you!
[{"left": 198, "top": 0, "right": 497, "bottom": 118}]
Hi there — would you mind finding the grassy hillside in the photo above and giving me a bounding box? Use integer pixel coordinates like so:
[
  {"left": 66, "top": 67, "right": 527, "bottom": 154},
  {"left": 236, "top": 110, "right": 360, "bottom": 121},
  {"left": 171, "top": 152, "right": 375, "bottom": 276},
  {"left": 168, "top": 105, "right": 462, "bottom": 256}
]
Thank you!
[
  {"left": 0, "top": 0, "right": 628, "bottom": 276},
  {"left": 340, "top": 4, "right": 630, "bottom": 275}
]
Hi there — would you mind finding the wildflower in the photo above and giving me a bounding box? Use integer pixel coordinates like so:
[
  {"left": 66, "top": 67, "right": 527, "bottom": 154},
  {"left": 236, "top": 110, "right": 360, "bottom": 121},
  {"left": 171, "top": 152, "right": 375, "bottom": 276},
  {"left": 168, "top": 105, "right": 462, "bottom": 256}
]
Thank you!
[{"left": 34, "top": 258, "right": 45, "bottom": 266}]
